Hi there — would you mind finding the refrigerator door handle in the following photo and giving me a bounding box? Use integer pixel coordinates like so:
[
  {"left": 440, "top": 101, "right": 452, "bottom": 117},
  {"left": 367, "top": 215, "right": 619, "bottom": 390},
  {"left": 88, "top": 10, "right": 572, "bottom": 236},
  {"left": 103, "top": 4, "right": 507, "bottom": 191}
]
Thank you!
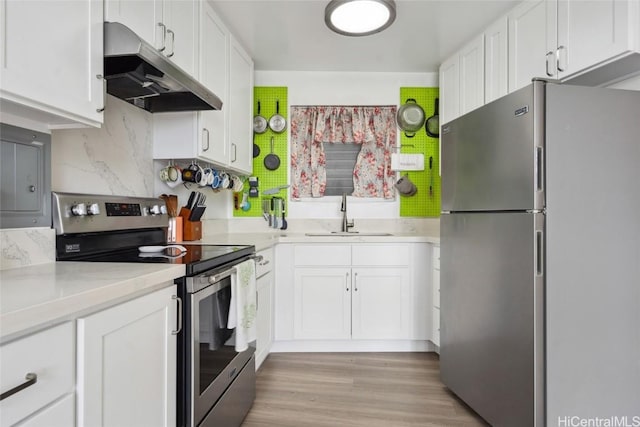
[
  {"left": 535, "top": 230, "right": 544, "bottom": 276},
  {"left": 535, "top": 146, "right": 544, "bottom": 192}
]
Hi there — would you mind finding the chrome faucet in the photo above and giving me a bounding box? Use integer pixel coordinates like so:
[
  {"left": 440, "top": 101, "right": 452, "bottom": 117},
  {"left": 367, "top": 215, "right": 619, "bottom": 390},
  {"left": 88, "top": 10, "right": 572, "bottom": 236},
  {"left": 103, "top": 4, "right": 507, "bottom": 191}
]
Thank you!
[{"left": 341, "top": 193, "right": 355, "bottom": 233}]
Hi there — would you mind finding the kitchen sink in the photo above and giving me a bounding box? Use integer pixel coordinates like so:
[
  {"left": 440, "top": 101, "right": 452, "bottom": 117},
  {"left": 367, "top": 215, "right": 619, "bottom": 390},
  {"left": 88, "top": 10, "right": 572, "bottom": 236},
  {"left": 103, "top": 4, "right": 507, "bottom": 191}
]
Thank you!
[{"left": 305, "top": 231, "right": 393, "bottom": 237}]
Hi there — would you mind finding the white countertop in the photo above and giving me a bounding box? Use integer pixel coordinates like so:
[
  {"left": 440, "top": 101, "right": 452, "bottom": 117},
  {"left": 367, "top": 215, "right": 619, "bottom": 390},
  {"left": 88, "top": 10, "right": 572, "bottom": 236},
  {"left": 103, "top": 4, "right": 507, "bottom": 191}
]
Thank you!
[
  {"left": 0, "top": 262, "right": 185, "bottom": 343},
  {"left": 195, "top": 232, "right": 440, "bottom": 252},
  {"left": 0, "top": 233, "right": 438, "bottom": 342}
]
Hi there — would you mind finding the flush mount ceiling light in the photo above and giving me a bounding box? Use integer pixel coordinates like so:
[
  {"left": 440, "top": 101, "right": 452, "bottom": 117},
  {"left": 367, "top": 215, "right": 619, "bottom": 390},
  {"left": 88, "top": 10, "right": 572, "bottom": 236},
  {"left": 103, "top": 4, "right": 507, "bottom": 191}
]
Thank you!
[{"left": 325, "top": 0, "right": 396, "bottom": 37}]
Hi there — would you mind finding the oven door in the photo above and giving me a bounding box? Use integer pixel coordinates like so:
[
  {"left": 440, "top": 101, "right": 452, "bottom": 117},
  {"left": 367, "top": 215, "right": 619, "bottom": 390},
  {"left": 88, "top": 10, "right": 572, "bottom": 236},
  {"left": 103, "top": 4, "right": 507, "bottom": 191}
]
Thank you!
[{"left": 189, "top": 268, "right": 253, "bottom": 426}]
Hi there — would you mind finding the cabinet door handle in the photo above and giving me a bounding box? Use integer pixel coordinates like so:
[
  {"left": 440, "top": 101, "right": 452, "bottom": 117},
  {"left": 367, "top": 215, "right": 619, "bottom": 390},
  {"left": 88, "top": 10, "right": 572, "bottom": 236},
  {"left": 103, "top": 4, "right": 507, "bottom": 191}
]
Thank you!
[
  {"left": 166, "top": 29, "right": 175, "bottom": 58},
  {"left": 545, "top": 51, "right": 554, "bottom": 77},
  {"left": 157, "top": 22, "right": 167, "bottom": 52},
  {"left": 354, "top": 272, "right": 358, "bottom": 291},
  {"left": 202, "top": 128, "right": 210, "bottom": 151},
  {"left": 171, "top": 295, "right": 182, "bottom": 335},
  {"left": 345, "top": 272, "right": 350, "bottom": 292},
  {"left": 556, "top": 46, "right": 567, "bottom": 72},
  {"left": 96, "top": 74, "right": 105, "bottom": 113},
  {"left": 0, "top": 373, "right": 37, "bottom": 401},
  {"left": 231, "top": 143, "right": 237, "bottom": 162}
]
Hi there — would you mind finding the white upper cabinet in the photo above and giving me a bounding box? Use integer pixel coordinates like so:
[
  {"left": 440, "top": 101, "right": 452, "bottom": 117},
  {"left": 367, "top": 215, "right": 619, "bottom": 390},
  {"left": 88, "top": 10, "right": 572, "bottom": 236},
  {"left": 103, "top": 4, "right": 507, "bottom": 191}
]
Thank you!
[
  {"left": 484, "top": 18, "right": 509, "bottom": 104},
  {"left": 508, "top": 0, "right": 553, "bottom": 91},
  {"left": 439, "top": 56, "right": 460, "bottom": 126},
  {"left": 554, "top": 0, "right": 639, "bottom": 81},
  {"left": 153, "top": 3, "right": 253, "bottom": 175},
  {"left": 104, "top": 0, "right": 163, "bottom": 49},
  {"left": 197, "top": 2, "right": 229, "bottom": 165},
  {"left": 439, "top": 35, "right": 484, "bottom": 125},
  {"left": 459, "top": 35, "right": 485, "bottom": 116},
  {"left": 104, "top": 0, "right": 197, "bottom": 76},
  {"left": 162, "top": 0, "right": 198, "bottom": 76},
  {"left": 0, "top": 0, "right": 104, "bottom": 128},
  {"left": 508, "top": 0, "right": 640, "bottom": 90},
  {"left": 228, "top": 36, "right": 254, "bottom": 174}
]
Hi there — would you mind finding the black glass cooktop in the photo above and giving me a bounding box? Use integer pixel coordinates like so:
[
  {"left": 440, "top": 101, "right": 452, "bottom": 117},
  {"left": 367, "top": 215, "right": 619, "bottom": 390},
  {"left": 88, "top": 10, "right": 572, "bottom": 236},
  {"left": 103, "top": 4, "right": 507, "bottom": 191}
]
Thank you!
[{"left": 67, "top": 244, "right": 255, "bottom": 276}]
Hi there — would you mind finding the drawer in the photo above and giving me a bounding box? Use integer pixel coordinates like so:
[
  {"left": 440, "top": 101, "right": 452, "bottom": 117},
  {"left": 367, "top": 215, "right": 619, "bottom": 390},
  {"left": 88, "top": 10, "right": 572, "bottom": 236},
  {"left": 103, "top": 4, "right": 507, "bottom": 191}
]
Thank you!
[
  {"left": 256, "top": 248, "right": 274, "bottom": 278},
  {"left": 18, "top": 393, "right": 74, "bottom": 427},
  {"left": 294, "top": 245, "right": 351, "bottom": 266},
  {"left": 0, "top": 322, "right": 74, "bottom": 426},
  {"left": 433, "top": 245, "right": 440, "bottom": 270},
  {"left": 352, "top": 244, "right": 410, "bottom": 267}
]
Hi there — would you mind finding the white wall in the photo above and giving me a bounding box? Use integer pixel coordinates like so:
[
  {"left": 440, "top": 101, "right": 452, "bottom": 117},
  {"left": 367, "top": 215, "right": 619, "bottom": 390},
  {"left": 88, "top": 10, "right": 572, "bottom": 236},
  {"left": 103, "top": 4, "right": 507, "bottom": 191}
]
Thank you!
[{"left": 255, "top": 71, "right": 438, "bottom": 219}]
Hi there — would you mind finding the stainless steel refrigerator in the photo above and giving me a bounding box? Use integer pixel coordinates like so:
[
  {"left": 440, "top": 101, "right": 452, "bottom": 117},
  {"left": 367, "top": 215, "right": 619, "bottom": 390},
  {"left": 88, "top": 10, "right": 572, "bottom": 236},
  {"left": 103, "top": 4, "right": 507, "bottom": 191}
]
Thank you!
[{"left": 440, "top": 80, "right": 640, "bottom": 426}]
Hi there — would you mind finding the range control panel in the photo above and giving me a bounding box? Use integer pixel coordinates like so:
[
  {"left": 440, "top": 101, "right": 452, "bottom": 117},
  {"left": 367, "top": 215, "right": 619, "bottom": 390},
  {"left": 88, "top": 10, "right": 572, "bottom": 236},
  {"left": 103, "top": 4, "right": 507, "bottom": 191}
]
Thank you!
[
  {"left": 52, "top": 192, "right": 168, "bottom": 235},
  {"left": 105, "top": 202, "right": 143, "bottom": 217}
]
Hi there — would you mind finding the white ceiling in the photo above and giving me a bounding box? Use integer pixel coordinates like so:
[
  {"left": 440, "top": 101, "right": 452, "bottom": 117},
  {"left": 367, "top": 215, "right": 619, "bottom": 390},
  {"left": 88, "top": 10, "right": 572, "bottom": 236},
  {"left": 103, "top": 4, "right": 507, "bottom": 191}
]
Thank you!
[{"left": 210, "top": 0, "right": 520, "bottom": 73}]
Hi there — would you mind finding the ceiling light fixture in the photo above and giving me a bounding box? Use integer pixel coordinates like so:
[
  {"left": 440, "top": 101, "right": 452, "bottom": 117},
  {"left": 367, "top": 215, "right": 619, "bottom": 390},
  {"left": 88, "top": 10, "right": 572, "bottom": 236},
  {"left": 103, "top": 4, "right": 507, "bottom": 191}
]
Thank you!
[{"left": 325, "top": 0, "right": 396, "bottom": 37}]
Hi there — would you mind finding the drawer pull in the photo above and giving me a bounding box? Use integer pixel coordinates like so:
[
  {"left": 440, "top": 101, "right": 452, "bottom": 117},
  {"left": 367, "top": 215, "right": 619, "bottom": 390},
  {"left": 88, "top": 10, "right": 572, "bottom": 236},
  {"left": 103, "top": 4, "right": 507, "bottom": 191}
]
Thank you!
[{"left": 0, "top": 373, "right": 37, "bottom": 401}]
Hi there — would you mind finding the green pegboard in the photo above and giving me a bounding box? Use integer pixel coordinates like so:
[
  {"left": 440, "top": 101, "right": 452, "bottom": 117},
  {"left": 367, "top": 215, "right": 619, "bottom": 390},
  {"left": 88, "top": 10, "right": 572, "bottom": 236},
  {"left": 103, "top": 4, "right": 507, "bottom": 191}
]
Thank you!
[
  {"left": 233, "top": 87, "right": 288, "bottom": 217},
  {"left": 398, "top": 87, "right": 440, "bottom": 217}
]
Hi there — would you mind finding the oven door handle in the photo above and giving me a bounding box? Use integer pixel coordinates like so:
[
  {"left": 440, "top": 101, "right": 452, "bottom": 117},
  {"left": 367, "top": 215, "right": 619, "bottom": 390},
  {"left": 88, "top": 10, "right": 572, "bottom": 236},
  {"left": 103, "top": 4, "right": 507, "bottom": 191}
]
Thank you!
[
  {"left": 171, "top": 295, "right": 182, "bottom": 335},
  {"left": 207, "top": 268, "right": 236, "bottom": 284}
]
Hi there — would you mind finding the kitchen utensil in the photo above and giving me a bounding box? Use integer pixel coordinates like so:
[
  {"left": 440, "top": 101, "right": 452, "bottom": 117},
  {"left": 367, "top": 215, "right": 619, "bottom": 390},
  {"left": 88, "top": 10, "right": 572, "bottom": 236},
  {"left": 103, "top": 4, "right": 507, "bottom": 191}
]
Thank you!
[
  {"left": 280, "top": 197, "right": 288, "bottom": 230},
  {"left": 186, "top": 191, "right": 196, "bottom": 210},
  {"left": 269, "top": 100, "right": 286, "bottom": 133},
  {"left": 264, "top": 137, "right": 281, "bottom": 170},
  {"left": 253, "top": 134, "right": 260, "bottom": 158},
  {"left": 396, "top": 98, "right": 425, "bottom": 138},
  {"left": 253, "top": 101, "right": 267, "bottom": 134},
  {"left": 240, "top": 192, "right": 251, "bottom": 211},
  {"left": 139, "top": 251, "right": 187, "bottom": 259},
  {"left": 139, "top": 244, "right": 187, "bottom": 253},
  {"left": 429, "top": 156, "right": 434, "bottom": 196},
  {"left": 263, "top": 184, "right": 290, "bottom": 195},
  {"left": 425, "top": 98, "right": 439, "bottom": 138},
  {"left": 189, "top": 205, "right": 206, "bottom": 221}
]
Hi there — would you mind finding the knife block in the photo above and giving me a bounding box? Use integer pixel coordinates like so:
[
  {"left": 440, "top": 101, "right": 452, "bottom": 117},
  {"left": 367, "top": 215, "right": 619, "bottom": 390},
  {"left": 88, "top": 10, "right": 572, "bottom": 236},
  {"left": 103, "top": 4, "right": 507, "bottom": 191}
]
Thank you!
[{"left": 179, "top": 207, "right": 202, "bottom": 241}]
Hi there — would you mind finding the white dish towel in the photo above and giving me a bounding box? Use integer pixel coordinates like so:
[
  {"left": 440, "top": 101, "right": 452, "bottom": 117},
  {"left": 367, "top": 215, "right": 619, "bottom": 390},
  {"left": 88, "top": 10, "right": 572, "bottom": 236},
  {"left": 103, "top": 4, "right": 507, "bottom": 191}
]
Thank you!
[{"left": 227, "top": 258, "right": 257, "bottom": 351}]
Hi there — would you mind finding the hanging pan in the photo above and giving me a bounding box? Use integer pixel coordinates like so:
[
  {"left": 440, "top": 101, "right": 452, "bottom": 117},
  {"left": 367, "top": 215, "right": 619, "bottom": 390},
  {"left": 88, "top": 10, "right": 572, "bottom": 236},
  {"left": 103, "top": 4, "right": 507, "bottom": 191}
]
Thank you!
[
  {"left": 396, "top": 98, "right": 425, "bottom": 138},
  {"left": 253, "top": 101, "right": 268, "bottom": 134},
  {"left": 269, "top": 100, "right": 287, "bottom": 133},
  {"left": 253, "top": 133, "right": 260, "bottom": 158},
  {"left": 425, "top": 98, "right": 440, "bottom": 138},
  {"left": 264, "top": 137, "right": 280, "bottom": 170}
]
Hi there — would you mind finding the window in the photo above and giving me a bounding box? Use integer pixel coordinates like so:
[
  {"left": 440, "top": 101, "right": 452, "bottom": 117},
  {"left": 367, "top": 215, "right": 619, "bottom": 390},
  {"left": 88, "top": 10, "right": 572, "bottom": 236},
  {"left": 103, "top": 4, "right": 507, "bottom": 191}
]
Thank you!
[
  {"left": 322, "top": 142, "right": 361, "bottom": 196},
  {"left": 290, "top": 105, "right": 397, "bottom": 199}
]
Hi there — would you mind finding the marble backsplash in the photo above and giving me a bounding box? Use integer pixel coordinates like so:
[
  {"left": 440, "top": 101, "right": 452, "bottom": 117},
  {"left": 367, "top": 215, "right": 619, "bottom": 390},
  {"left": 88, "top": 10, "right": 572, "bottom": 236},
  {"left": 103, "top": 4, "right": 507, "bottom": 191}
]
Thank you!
[
  {"left": 1, "top": 96, "right": 155, "bottom": 269},
  {"left": 0, "top": 227, "right": 55, "bottom": 270},
  {"left": 51, "top": 95, "right": 155, "bottom": 197}
]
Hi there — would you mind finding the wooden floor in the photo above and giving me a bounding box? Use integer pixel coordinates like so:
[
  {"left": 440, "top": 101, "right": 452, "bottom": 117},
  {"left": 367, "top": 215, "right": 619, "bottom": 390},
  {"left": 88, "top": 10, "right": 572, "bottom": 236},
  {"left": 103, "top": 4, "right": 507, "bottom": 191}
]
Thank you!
[{"left": 242, "top": 352, "right": 488, "bottom": 427}]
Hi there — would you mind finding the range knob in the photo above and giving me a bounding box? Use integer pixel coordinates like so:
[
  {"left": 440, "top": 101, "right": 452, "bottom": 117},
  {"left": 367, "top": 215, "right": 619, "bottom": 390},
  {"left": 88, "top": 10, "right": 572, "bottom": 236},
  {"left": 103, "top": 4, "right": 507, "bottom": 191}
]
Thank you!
[
  {"left": 87, "top": 203, "right": 101, "bottom": 215},
  {"left": 149, "top": 205, "right": 162, "bottom": 215},
  {"left": 71, "top": 203, "right": 87, "bottom": 216},
  {"left": 160, "top": 205, "right": 167, "bottom": 215}
]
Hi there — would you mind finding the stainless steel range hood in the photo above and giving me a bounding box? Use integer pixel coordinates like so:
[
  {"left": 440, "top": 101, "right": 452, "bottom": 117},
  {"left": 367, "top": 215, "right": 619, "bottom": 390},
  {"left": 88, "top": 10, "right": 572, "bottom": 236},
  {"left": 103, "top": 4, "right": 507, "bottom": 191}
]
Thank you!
[{"left": 103, "top": 22, "right": 223, "bottom": 113}]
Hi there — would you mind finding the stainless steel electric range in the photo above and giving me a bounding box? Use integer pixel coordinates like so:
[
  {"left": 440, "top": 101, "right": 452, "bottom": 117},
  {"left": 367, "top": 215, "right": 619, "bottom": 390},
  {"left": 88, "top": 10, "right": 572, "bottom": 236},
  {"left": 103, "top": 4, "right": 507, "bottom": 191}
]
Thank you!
[{"left": 52, "top": 192, "right": 257, "bottom": 427}]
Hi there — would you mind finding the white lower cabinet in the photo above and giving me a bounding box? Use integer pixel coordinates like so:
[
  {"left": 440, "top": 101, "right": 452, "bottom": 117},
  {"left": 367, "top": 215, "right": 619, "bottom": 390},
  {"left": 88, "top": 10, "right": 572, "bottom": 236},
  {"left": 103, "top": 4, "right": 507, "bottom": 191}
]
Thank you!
[
  {"left": 0, "top": 322, "right": 75, "bottom": 427},
  {"left": 432, "top": 246, "right": 441, "bottom": 350},
  {"left": 255, "top": 248, "right": 274, "bottom": 369},
  {"left": 293, "top": 267, "right": 410, "bottom": 340},
  {"left": 277, "top": 243, "right": 430, "bottom": 348},
  {"left": 293, "top": 267, "right": 352, "bottom": 340},
  {"left": 76, "top": 285, "right": 178, "bottom": 427}
]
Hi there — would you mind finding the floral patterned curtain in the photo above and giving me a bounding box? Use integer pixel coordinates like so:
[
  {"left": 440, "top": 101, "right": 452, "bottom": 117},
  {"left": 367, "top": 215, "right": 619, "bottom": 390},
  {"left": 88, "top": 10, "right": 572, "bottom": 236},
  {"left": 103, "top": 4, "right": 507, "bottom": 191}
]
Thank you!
[{"left": 290, "top": 106, "right": 397, "bottom": 199}]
